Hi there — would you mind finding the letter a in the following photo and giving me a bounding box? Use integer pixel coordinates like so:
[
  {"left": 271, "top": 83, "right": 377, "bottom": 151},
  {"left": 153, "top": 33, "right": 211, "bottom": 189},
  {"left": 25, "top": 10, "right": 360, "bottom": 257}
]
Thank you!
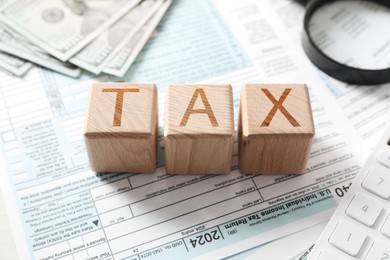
[
  {"left": 180, "top": 88, "right": 219, "bottom": 127},
  {"left": 102, "top": 88, "right": 139, "bottom": 127}
]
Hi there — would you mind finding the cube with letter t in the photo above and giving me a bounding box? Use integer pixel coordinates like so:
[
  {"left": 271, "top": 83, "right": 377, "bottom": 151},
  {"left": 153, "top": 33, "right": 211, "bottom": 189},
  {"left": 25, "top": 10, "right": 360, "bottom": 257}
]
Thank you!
[
  {"left": 84, "top": 83, "right": 158, "bottom": 173},
  {"left": 239, "top": 84, "right": 315, "bottom": 174},
  {"left": 164, "top": 84, "right": 234, "bottom": 174}
]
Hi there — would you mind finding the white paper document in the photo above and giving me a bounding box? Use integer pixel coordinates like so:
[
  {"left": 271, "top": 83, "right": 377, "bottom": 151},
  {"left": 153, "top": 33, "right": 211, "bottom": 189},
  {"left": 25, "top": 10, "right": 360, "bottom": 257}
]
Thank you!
[
  {"left": 0, "top": 0, "right": 381, "bottom": 259},
  {"left": 245, "top": 222, "right": 326, "bottom": 260}
]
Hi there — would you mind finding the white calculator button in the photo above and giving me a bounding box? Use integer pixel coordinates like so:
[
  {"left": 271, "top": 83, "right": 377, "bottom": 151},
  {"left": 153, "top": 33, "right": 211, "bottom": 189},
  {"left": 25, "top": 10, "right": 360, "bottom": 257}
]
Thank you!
[
  {"left": 317, "top": 250, "right": 345, "bottom": 260},
  {"left": 377, "top": 149, "right": 390, "bottom": 168},
  {"left": 346, "top": 193, "right": 383, "bottom": 227},
  {"left": 329, "top": 221, "right": 367, "bottom": 256},
  {"left": 381, "top": 215, "right": 390, "bottom": 239},
  {"left": 365, "top": 240, "right": 390, "bottom": 260},
  {"left": 362, "top": 167, "right": 390, "bottom": 199}
]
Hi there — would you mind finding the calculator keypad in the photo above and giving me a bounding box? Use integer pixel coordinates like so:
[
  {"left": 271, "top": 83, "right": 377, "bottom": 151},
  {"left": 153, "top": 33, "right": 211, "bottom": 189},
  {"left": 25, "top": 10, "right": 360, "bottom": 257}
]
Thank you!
[
  {"left": 362, "top": 167, "right": 390, "bottom": 200},
  {"left": 381, "top": 215, "right": 390, "bottom": 239},
  {"left": 309, "top": 127, "right": 390, "bottom": 260},
  {"left": 377, "top": 149, "right": 390, "bottom": 168},
  {"left": 345, "top": 193, "right": 383, "bottom": 227},
  {"left": 365, "top": 240, "right": 390, "bottom": 260},
  {"left": 329, "top": 221, "right": 367, "bottom": 256}
]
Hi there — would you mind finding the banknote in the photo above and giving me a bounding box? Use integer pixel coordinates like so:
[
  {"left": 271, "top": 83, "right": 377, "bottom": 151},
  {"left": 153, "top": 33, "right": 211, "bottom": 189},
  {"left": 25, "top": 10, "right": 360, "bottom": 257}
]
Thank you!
[
  {"left": 70, "top": 0, "right": 163, "bottom": 74},
  {"left": 0, "top": 65, "right": 13, "bottom": 75},
  {"left": 0, "top": 0, "right": 141, "bottom": 61},
  {"left": 0, "top": 25, "right": 81, "bottom": 77},
  {"left": 0, "top": 51, "right": 32, "bottom": 76},
  {"left": 103, "top": 0, "right": 171, "bottom": 78}
]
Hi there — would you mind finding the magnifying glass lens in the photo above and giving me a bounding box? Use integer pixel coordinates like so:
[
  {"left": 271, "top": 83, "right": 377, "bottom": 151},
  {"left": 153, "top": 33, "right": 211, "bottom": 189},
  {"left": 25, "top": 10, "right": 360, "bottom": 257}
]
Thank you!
[{"left": 303, "top": 0, "right": 390, "bottom": 84}]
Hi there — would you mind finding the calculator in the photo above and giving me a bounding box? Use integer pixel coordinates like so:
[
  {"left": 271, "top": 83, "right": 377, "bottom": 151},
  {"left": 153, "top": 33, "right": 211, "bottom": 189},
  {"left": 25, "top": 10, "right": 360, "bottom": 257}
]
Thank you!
[{"left": 308, "top": 124, "right": 390, "bottom": 259}]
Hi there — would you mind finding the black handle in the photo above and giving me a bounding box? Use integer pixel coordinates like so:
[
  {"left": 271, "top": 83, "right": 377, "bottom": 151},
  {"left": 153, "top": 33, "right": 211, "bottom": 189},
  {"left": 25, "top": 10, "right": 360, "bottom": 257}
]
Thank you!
[{"left": 294, "top": 0, "right": 310, "bottom": 6}]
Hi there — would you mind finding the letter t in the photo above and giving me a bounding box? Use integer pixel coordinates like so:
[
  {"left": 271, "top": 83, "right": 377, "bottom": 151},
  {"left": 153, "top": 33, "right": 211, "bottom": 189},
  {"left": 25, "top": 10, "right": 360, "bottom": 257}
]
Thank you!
[{"left": 102, "top": 88, "right": 139, "bottom": 126}]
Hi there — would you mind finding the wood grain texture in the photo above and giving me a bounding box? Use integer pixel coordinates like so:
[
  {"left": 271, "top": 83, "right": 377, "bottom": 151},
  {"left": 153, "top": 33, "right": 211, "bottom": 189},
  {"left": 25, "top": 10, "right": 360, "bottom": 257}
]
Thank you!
[
  {"left": 239, "top": 84, "right": 315, "bottom": 174},
  {"left": 84, "top": 83, "right": 158, "bottom": 173},
  {"left": 164, "top": 84, "right": 234, "bottom": 174}
]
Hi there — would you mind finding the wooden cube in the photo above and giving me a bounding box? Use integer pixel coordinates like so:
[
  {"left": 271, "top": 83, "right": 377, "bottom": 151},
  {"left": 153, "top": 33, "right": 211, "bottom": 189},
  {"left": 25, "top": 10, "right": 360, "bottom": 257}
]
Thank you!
[
  {"left": 239, "top": 84, "right": 315, "bottom": 174},
  {"left": 164, "top": 84, "right": 234, "bottom": 174},
  {"left": 84, "top": 83, "right": 158, "bottom": 173}
]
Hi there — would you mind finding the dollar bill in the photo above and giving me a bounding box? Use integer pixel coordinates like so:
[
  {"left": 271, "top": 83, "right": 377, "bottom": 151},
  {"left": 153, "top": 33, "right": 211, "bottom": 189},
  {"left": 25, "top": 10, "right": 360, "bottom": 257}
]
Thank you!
[
  {"left": 0, "top": 66, "right": 14, "bottom": 75},
  {"left": 70, "top": 0, "right": 163, "bottom": 74},
  {"left": 103, "top": 0, "right": 171, "bottom": 78},
  {"left": 0, "top": 0, "right": 141, "bottom": 61},
  {"left": 0, "top": 24, "right": 81, "bottom": 77},
  {"left": 0, "top": 51, "right": 32, "bottom": 76}
]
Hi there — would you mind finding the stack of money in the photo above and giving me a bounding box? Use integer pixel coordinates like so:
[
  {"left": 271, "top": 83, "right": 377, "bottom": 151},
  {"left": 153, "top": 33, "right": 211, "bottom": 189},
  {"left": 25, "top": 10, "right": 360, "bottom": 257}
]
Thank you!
[{"left": 0, "top": 0, "right": 171, "bottom": 77}]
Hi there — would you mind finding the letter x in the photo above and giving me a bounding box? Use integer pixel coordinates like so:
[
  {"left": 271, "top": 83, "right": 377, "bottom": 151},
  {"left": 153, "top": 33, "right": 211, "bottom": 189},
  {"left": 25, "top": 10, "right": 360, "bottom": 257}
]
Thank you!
[{"left": 261, "top": 88, "right": 300, "bottom": 127}]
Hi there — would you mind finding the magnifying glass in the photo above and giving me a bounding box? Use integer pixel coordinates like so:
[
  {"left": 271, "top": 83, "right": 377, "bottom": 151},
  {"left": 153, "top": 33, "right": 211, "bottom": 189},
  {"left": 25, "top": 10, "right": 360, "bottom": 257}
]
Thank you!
[{"left": 301, "top": 0, "right": 390, "bottom": 85}]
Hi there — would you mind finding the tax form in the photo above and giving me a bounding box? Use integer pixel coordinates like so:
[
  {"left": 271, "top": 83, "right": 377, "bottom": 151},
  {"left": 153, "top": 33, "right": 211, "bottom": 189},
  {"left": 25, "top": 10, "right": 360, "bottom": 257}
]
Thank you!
[{"left": 0, "top": 0, "right": 369, "bottom": 259}]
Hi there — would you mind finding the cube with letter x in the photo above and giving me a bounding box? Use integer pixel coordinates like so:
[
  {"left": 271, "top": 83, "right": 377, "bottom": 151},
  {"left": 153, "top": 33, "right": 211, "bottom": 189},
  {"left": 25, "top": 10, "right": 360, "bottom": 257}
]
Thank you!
[
  {"left": 84, "top": 83, "right": 158, "bottom": 173},
  {"left": 239, "top": 84, "right": 315, "bottom": 174},
  {"left": 164, "top": 84, "right": 234, "bottom": 174}
]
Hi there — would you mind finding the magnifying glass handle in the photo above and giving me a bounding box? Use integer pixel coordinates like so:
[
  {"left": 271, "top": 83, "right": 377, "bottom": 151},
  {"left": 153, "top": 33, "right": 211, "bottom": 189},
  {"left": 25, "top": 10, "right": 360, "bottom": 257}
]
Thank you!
[{"left": 294, "top": 0, "right": 310, "bottom": 6}]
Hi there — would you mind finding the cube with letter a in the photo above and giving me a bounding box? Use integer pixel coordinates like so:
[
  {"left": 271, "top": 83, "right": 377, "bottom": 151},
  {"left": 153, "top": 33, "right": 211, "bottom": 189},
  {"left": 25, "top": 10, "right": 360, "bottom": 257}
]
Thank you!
[
  {"left": 164, "top": 84, "right": 234, "bottom": 174},
  {"left": 239, "top": 84, "right": 315, "bottom": 174},
  {"left": 84, "top": 83, "right": 158, "bottom": 173}
]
